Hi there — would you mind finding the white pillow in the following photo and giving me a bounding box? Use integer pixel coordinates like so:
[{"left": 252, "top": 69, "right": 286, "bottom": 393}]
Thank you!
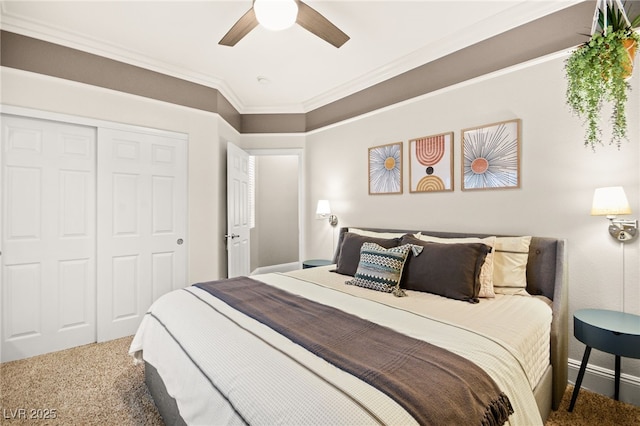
[
  {"left": 414, "top": 234, "right": 496, "bottom": 298},
  {"left": 349, "top": 228, "right": 411, "bottom": 239},
  {"left": 492, "top": 236, "right": 532, "bottom": 295}
]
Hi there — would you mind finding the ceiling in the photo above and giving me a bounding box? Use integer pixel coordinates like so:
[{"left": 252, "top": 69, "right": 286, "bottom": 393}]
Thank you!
[{"left": 1, "top": 1, "right": 584, "bottom": 114}]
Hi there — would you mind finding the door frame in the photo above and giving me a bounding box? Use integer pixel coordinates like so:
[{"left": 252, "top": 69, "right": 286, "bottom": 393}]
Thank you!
[{"left": 246, "top": 148, "right": 305, "bottom": 269}]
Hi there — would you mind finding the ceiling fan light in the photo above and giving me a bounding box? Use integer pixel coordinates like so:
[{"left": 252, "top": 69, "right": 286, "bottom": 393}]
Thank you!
[{"left": 254, "top": 0, "right": 298, "bottom": 31}]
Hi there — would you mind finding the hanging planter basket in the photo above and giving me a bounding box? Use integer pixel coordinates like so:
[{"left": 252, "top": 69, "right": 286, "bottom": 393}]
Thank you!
[
  {"left": 564, "top": 0, "right": 640, "bottom": 151},
  {"left": 622, "top": 37, "right": 637, "bottom": 78}
]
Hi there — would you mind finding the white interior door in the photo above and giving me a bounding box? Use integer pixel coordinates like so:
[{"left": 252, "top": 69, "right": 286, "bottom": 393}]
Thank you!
[
  {"left": 226, "top": 142, "right": 250, "bottom": 277},
  {"left": 97, "top": 128, "right": 187, "bottom": 342},
  {"left": 1, "top": 115, "right": 96, "bottom": 362}
]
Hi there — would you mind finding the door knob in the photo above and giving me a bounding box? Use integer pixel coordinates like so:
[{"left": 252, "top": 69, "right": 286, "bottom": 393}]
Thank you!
[
  {"left": 177, "top": 238, "right": 184, "bottom": 245},
  {"left": 224, "top": 233, "right": 240, "bottom": 239}
]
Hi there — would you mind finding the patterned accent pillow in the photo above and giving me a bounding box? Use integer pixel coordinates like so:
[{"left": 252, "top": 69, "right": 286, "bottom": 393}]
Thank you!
[{"left": 346, "top": 243, "right": 413, "bottom": 292}]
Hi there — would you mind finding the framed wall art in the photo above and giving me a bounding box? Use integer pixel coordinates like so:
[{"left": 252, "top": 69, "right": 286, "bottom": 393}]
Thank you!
[
  {"left": 409, "top": 132, "right": 453, "bottom": 193},
  {"left": 368, "top": 142, "right": 402, "bottom": 195},
  {"left": 461, "top": 119, "right": 521, "bottom": 190}
]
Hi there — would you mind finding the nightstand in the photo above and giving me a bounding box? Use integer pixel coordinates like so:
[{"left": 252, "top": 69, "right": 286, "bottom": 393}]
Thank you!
[
  {"left": 568, "top": 309, "right": 640, "bottom": 412},
  {"left": 302, "top": 259, "right": 332, "bottom": 269}
]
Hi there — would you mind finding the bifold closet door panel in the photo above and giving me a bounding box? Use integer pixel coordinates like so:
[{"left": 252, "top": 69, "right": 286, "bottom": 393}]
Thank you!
[
  {"left": 96, "top": 127, "right": 187, "bottom": 342},
  {"left": 1, "top": 115, "right": 97, "bottom": 362}
]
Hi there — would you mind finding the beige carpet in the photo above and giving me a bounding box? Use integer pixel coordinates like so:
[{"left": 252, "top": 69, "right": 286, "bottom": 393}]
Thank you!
[
  {"left": 546, "top": 384, "right": 640, "bottom": 426},
  {"left": 1, "top": 336, "right": 639, "bottom": 425},
  {"left": 0, "top": 336, "right": 162, "bottom": 425}
]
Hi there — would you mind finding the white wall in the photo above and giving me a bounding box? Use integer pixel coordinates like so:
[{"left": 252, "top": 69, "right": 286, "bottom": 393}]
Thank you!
[
  {"left": 304, "top": 53, "right": 640, "bottom": 398},
  {"left": 1, "top": 67, "right": 238, "bottom": 283}
]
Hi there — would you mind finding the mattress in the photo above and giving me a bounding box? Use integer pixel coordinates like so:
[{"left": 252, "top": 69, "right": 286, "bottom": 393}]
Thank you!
[
  {"left": 130, "top": 268, "right": 551, "bottom": 425},
  {"left": 287, "top": 265, "right": 552, "bottom": 391}
]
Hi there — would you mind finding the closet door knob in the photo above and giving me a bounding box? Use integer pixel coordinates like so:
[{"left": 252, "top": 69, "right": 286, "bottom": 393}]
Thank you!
[{"left": 177, "top": 238, "right": 184, "bottom": 245}]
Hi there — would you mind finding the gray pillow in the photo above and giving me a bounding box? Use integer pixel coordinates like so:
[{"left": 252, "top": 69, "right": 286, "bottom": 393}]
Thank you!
[
  {"left": 400, "top": 235, "right": 490, "bottom": 302},
  {"left": 333, "top": 232, "right": 400, "bottom": 276}
]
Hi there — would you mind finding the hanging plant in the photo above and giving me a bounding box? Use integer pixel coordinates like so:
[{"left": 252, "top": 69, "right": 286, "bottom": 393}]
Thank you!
[{"left": 565, "top": 1, "right": 640, "bottom": 151}]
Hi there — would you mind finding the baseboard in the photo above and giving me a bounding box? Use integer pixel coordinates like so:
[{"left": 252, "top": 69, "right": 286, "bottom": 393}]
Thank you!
[
  {"left": 568, "top": 358, "right": 640, "bottom": 407},
  {"left": 251, "top": 261, "right": 300, "bottom": 275}
]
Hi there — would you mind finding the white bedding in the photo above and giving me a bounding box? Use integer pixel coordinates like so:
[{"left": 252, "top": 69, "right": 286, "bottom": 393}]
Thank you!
[
  {"left": 130, "top": 268, "right": 551, "bottom": 425},
  {"left": 286, "top": 265, "right": 552, "bottom": 391}
]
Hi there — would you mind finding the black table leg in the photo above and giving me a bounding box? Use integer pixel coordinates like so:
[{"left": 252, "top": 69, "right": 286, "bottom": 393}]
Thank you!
[
  {"left": 569, "top": 346, "right": 592, "bottom": 412},
  {"left": 614, "top": 355, "right": 621, "bottom": 400}
]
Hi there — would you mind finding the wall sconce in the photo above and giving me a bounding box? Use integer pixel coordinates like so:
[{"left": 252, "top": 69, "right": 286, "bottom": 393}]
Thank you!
[
  {"left": 591, "top": 186, "right": 638, "bottom": 242},
  {"left": 316, "top": 199, "right": 338, "bottom": 226}
]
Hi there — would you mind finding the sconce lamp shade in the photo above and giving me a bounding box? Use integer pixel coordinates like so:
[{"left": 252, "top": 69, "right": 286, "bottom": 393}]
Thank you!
[
  {"left": 316, "top": 199, "right": 338, "bottom": 226},
  {"left": 316, "top": 200, "right": 331, "bottom": 216},
  {"left": 254, "top": 0, "right": 299, "bottom": 31},
  {"left": 591, "top": 186, "right": 637, "bottom": 242},
  {"left": 591, "top": 186, "right": 632, "bottom": 217}
]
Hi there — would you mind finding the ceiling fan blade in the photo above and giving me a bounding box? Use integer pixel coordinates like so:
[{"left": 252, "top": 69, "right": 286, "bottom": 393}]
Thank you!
[
  {"left": 296, "top": 1, "right": 349, "bottom": 48},
  {"left": 219, "top": 7, "right": 259, "bottom": 46}
]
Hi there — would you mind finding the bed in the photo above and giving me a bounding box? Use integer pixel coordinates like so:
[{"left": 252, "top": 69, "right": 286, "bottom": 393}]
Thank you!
[{"left": 130, "top": 227, "right": 568, "bottom": 425}]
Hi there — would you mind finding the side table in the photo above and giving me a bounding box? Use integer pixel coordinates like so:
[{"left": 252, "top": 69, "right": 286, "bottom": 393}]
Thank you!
[
  {"left": 568, "top": 308, "right": 640, "bottom": 412},
  {"left": 302, "top": 259, "right": 332, "bottom": 269}
]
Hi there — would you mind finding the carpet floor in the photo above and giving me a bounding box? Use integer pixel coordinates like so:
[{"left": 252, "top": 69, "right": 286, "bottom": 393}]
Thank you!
[
  {"left": 0, "top": 336, "right": 162, "bottom": 425},
  {"left": 1, "top": 336, "right": 639, "bottom": 425}
]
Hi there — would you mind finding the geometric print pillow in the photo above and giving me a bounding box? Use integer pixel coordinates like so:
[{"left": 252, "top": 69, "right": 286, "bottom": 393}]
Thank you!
[{"left": 346, "top": 242, "right": 414, "bottom": 293}]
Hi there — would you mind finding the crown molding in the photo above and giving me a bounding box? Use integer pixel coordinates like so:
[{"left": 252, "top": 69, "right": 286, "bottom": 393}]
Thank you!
[
  {"left": 301, "top": 0, "right": 583, "bottom": 112},
  {"left": 0, "top": 0, "right": 582, "bottom": 115},
  {"left": 0, "top": 4, "right": 247, "bottom": 113},
  {"left": 1, "top": 1, "right": 592, "bottom": 133}
]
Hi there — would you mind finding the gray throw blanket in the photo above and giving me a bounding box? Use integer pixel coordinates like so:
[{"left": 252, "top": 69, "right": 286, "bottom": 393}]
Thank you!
[{"left": 195, "top": 277, "right": 513, "bottom": 425}]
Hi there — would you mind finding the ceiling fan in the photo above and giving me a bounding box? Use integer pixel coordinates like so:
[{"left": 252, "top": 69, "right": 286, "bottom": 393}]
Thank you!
[{"left": 219, "top": 0, "right": 350, "bottom": 48}]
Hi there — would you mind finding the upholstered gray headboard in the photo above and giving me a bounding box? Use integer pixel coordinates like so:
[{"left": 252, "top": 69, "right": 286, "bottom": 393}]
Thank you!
[{"left": 334, "top": 227, "right": 568, "bottom": 410}]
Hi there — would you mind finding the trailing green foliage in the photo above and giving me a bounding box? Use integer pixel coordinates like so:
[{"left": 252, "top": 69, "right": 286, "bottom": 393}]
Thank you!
[{"left": 565, "top": 4, "right": 640, "bottom": 151}]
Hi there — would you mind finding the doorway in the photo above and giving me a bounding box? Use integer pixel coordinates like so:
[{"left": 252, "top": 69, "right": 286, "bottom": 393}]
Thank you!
[{"left": 247, "top": 149, "right": 303, "bottom": 274}]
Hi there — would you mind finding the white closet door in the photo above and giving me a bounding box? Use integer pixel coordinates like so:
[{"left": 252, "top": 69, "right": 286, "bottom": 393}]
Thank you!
[
  {"left": 1, "top": 115, "right": 96, "bottom": 362},
  {"left": 96, "top": 128, "right": 187, "bottom": 342}
]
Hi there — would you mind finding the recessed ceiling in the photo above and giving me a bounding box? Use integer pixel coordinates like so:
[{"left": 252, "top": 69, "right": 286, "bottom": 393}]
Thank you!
[{"left": 0, "top": 1, "right": 582, "bottom": 114}]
